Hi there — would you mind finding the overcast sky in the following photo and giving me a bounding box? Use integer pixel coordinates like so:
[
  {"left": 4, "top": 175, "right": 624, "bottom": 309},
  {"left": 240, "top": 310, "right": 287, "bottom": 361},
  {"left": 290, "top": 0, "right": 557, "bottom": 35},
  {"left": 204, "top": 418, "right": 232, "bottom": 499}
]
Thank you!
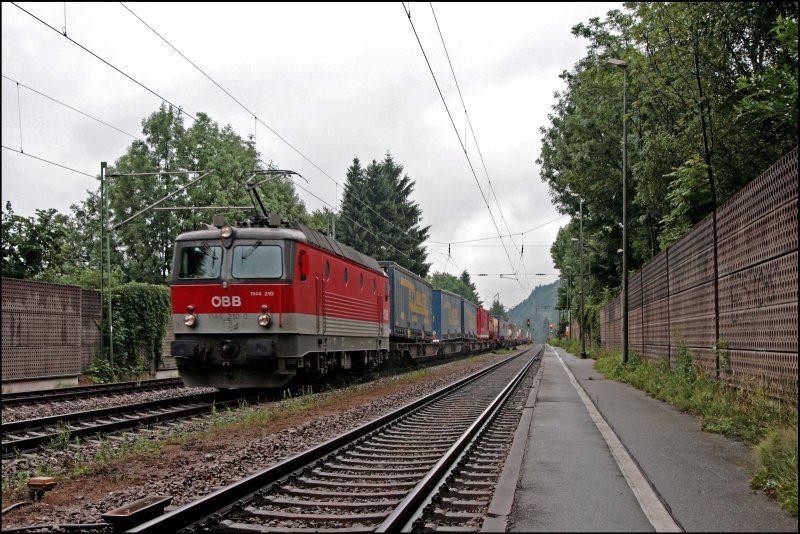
[{"left": 2, "top": 2, "right": 620, "bottom": 308}]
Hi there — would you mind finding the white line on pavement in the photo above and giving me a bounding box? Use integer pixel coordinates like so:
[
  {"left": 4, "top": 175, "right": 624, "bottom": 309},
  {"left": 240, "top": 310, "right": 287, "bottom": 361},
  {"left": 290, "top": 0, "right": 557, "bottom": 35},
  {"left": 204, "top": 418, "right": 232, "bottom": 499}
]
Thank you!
[{"left": 548, "top": 345, "right": 682, "bottom": 532}]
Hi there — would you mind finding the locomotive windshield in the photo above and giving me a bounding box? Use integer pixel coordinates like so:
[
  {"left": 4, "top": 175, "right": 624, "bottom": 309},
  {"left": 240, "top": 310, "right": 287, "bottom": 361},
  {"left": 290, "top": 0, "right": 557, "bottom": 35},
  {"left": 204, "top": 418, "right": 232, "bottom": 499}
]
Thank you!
[
  {"left": 179, "top": 243, "right": 222, "bottom": 279},
  {"left": 232, "top": 243, "right": 283, "bottom": 278}
]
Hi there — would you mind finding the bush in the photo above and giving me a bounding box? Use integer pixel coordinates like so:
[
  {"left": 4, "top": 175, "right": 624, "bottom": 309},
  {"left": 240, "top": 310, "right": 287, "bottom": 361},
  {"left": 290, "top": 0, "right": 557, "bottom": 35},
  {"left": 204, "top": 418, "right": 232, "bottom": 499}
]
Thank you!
[
  {"left": 751, "top": 427, "right": 798, "bottom": 515},
  {"left": 91, "top": 282, "right": 170, "bottom": 381},
  {"left": 594, "top": 344, "right": 798, "bottom": 516}
]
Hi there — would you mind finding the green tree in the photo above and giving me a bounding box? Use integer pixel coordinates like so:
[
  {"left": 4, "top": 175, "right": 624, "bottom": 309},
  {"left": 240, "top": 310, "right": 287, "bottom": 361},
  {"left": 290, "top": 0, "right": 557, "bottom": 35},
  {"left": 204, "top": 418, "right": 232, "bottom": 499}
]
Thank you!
[
  {"left": 506, "top": 280, "right": 560, "bottom": 343},
  {"left": 539, "top": 2, "right": 798, "bottom": 299},
  {"left": 338, "top": 152, "right": 431, "bottom": 276},
  {"left": 541, "top": 317, "right": 551, "bottom": 338},
  {"left": 489, "top": 298, "right": 508, "bottom": 320},
  {"left": 458, "top": 270, "right": 482, "bottom": 306},
  {"left": 657, "top": 156, "right": 713, "bottom": 249},
  {"left": 50, "top": 191, "right": 123, "bottom": 289},
  {"left": 107, "top": 104, "right": 307, "bottom": 283},
  {"left": 735, "top": 14, "right": 798, "bottom": 143},
  {"left": 338, "top": 157, "right": 371, "bottom": 251},
  {"left": 1, "top": 201, "right": 70, "bottom": 280},
  {"left": 305, "top": 206, "right": 338, "bottom": 234}
]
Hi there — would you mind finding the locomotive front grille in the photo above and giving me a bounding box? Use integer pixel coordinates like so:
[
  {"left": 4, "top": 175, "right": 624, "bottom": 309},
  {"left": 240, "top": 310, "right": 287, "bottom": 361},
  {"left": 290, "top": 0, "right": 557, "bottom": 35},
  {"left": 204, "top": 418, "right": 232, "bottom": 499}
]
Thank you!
[{"left": 172, "top": 336, "right": 277, "bottom": 362}]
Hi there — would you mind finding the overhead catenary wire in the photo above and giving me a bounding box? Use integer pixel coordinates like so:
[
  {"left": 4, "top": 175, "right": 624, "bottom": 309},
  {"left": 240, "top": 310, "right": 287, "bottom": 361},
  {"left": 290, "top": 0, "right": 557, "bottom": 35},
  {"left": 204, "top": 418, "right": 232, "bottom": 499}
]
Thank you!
[
  {"left": 2, "top": 145, "right": 95, "bottom": 178},
  {"left": 119, "top": 2, "right": 420, "bottom": 248},
  {"left": 427, "top": 215, "right": 567, "bottom": 245},
  {"left": 427, "top": 243, "right": 550, "bottom": 249},
  {"left": 15, "top": 81, "right": 23, "bottom": 152},
  {"left": 476, "top": 272, "right": 559, "bottom": 276},
  {"left": 401, "top": 2, "right": 518, "bottom": 286},
  {"left": 9, "top": 2, "right": 431, "bottom": 275},
  {"left": 428, "top": 1, "right": 527, "bottom": 289},
  {"left": 119, "top": 2, "right": 258, "bottom": 120},
  {"left": 2, "top": 75, "right": 143, "bottom": 141},
  {"left": 8, "top": 3, "right": 519, "bottom": 285},
  {"left": 262, "top": 162, "right": 453, "bottom": 268},
  {"left": 10, "top": 2, "right": 197, "bottom": 123},
  {"left": 285, "top": 173, "right": 440, "bottom": 267},
  {"left": 428, "top": 2, "right": 521, "bottom": 264}
]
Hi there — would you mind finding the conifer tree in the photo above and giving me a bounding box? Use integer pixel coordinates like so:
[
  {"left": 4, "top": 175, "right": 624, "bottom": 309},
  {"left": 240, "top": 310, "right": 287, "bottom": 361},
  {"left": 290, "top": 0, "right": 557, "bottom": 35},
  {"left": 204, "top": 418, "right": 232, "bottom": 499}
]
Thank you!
[{"left": 338, "top": 152, "right": 430, "bottom": 277}]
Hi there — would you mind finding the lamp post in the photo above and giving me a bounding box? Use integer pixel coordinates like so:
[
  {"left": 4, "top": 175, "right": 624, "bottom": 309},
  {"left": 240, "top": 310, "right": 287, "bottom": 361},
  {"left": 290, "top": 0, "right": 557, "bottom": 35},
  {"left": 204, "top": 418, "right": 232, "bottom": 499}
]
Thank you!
[
  {"left": 607, "top": 57, "right": 629, "bottom": 366},
  {"left": 579, "top": 199, "right": 586, "bottom": 359},
  {"left": 563, "top": 266, "right": 572, "bottom": 339}
]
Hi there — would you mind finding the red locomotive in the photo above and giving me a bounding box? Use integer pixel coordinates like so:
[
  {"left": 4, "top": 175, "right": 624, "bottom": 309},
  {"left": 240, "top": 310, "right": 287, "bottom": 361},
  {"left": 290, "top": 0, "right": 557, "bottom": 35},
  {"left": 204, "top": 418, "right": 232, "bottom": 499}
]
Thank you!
[{"left": 170, "top": 211, "right": 391, "bottom": 388}]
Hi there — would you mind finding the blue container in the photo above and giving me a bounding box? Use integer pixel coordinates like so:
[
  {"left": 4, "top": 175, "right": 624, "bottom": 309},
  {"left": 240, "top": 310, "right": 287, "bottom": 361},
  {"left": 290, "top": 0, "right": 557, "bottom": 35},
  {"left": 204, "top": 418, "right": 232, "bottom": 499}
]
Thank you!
[
  {"left": 433, "top": 289, "right": 463, "bottom": 341},
  {"left": 379, "top": 261, "right": 433, "bottom": 340},
  {"left": 461, "top": 298, "right": 478, "bottom": 339}
]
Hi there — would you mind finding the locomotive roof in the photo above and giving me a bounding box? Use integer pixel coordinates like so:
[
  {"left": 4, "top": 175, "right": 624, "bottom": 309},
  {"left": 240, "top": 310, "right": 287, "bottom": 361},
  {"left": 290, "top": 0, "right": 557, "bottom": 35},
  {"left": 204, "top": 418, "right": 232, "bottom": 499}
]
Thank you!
[
  {"left": 292, "top": 222, "right": 384, "bottom": 274},
  {"left": 175, "top": 222, "right": 384, "bottom": 274}
]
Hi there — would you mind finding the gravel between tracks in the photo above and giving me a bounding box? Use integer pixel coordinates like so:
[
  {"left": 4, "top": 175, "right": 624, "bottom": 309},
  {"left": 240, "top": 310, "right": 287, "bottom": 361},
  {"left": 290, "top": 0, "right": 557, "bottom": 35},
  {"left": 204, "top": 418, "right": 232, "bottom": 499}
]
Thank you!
[{"left": 1, "top": 351, "right": 520, "bottom": 530}]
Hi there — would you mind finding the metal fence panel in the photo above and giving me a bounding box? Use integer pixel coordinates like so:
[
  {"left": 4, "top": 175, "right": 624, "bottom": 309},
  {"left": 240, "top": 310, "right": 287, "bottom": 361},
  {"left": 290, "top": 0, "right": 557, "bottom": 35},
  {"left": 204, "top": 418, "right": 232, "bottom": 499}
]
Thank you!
[
  {"left": 2, "top": 279, "right": 82, "bottom": 380},
  {"left": 2, "top": 278, "right": 179, "bottom": 382},
  {"left": 600, "top": 148, "right": 798, "bottom": 400}
]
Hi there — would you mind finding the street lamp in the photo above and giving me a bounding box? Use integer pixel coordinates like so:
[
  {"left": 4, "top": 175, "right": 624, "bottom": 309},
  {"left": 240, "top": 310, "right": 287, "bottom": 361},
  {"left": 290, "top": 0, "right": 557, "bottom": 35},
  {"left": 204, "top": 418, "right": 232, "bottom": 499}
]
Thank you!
[
  {"left": 579, "top": 199, "right": 586, "bottom": 359},
  {"left": 607, "top": 57, "right": 629, "bottom": 365}
]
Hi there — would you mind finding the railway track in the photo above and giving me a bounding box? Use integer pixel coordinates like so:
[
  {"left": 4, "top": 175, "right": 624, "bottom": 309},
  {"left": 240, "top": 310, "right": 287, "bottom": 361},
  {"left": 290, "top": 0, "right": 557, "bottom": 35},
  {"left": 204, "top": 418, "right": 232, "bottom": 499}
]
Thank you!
[
  {"left": 1, "top": 378, "right": 184, "bottom": 407},
  {"left": 1, "top": 390, "right": 264, "bottom": 457},
  {"left": 122, "top": 345, "right": 542, "bottom": 533}
]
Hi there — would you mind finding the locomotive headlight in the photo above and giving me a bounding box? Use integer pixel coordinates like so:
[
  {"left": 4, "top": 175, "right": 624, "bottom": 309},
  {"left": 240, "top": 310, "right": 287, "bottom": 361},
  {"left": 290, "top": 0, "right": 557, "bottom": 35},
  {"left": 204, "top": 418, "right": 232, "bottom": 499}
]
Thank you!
[
  {"left": 257, "top": 312, "right": 272, "bottom": 327},
  {"left": 184, "top": 313, "right": 197, "bottom": 327},
  {"left": 221, "top": 225, "right": 234, "bottom": 239}
]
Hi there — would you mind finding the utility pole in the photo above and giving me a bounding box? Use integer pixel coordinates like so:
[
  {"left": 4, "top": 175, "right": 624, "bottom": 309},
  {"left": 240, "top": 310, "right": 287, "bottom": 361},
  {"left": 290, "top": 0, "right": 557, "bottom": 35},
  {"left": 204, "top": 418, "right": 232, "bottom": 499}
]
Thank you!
[
  {"left": 103, "top": 168, "right": 215, "bottom": 380},
  {"left": 100, "top": 162, "right": 106, "bottom": 370}
]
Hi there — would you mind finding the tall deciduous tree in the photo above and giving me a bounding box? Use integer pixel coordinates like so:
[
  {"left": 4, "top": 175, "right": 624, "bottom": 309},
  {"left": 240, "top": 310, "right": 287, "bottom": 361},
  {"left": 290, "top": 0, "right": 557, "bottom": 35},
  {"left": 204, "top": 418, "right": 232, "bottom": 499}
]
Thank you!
[
  {"left": 540, "top": 2, "right": 797, "bottom": 299},
  {"left": 1, "top": 201, "right": 70, "bottom": 280},
  {"left": 107, "top": 104, "right": 307, "bottom": 283},
  {"left": 338, "top": 152, "right": 431, "bottom": 277}
]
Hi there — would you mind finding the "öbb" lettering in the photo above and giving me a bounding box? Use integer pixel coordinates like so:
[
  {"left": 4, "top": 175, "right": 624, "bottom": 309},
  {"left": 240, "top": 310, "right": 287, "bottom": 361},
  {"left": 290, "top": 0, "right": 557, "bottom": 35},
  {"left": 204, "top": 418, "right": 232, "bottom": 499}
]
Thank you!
[{"left": 211, "top": 296, "right": 242, "bottom": 307}]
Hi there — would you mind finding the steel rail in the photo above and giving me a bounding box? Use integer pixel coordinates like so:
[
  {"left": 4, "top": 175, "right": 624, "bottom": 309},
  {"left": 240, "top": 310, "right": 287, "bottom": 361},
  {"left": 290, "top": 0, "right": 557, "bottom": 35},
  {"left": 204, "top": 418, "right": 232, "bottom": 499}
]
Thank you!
[
  {"left": 1, "top": 378, "right": 183, "bottom": 407},
  {"left": 378, "top": 344, "right": 542, "bottom": 532},
  {"left": 126, "top": 351, "right": 527, "bottom": 533},
  {"left": 2, "top": 390, "right": 252, "bottom": 456}
]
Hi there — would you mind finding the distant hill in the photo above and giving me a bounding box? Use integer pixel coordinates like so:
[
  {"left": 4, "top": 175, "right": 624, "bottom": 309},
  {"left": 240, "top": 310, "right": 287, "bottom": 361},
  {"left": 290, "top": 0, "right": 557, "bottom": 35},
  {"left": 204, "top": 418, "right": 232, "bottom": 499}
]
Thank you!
[{"left": 507, "top": 280, "right": 560, "bottom": 343}]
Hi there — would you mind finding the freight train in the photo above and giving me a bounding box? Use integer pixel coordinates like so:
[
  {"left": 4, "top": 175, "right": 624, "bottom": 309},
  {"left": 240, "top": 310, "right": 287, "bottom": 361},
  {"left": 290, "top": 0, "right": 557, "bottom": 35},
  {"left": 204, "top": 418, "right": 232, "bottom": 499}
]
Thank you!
[{"left": 169, "top": 178, "right": 527, "bottom": 388}]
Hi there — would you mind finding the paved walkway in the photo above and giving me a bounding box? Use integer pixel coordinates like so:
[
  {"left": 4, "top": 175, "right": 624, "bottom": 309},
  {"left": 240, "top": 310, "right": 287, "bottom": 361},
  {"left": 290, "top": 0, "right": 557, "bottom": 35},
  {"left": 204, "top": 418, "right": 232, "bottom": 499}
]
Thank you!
[{"left": 492, "top": 345, "right": 797, "bottom": 532}]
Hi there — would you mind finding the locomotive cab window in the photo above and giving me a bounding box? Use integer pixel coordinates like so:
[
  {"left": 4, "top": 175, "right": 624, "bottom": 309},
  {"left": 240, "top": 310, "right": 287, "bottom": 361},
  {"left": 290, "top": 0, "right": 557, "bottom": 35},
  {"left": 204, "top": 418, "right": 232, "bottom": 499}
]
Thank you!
[
  {"left": 178, "top": 244, "right": 223, "bottom": 279},
  {"left": 232, "top": 244, "right": 283, "bottom": 278}
]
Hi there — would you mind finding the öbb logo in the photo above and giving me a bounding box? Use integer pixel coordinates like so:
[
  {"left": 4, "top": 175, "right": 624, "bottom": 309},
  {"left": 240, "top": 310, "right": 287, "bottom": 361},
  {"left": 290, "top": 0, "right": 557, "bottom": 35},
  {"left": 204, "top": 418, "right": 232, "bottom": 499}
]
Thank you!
[{"left": 211, "top": 296, "right": 242, "bottom": 307}]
